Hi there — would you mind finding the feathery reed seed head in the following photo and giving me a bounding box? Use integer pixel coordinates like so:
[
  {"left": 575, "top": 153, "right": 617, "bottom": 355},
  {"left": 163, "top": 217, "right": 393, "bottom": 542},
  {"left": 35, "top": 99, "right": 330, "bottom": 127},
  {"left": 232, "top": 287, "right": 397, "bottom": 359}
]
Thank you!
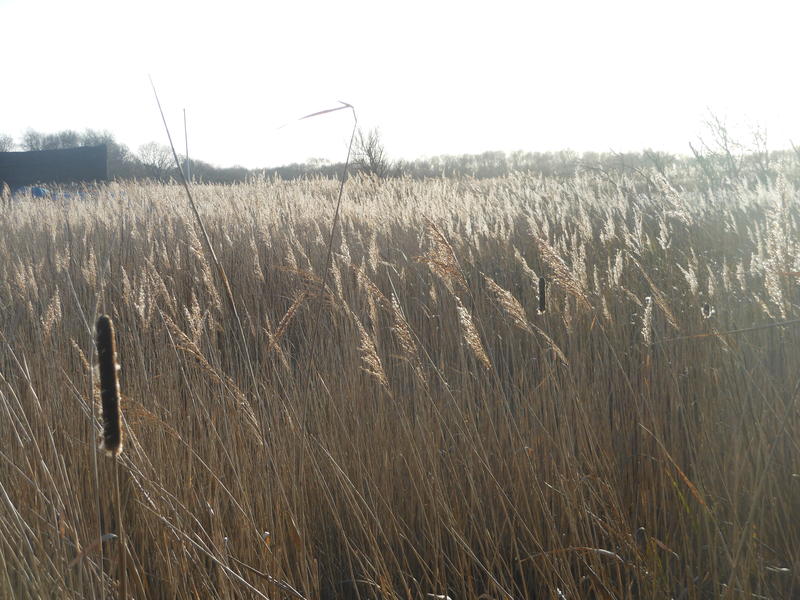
[
  {"left": 454, "top": 296, "right": 492, "bottom": 370},
  {"left": 641, "top": 296, "right": 653, "bottom": 346}
]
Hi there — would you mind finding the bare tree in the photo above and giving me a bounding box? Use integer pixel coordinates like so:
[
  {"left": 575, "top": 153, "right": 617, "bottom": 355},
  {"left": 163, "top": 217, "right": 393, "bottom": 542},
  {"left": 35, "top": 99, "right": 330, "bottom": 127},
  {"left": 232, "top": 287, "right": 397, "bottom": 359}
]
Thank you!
[
  {"left": 21, "top": 130, "right": 46, "bottom": 151},
  {"left": 353, "top": 128, "right": 390, "bottom": 178},
  {"left": 21, "top": 129, "right": 83, "bottom": 151},
  {"left": 690, "top": 112, "right": 744, "bottom": 185},
  {"left": 0, "top": 134, "right": 13, "bottom": 152},
  {"left": 703, "top": 113, "right": 742, "bottom": 180},
  {"left": 791, "top": 140, "right": 800, "bottom": 165},
  {"left": 137, "top": 142, "right": 175, "bottom": 180},
  {"left": 750, "top": 124, "right": 773, "bottom": 183}
]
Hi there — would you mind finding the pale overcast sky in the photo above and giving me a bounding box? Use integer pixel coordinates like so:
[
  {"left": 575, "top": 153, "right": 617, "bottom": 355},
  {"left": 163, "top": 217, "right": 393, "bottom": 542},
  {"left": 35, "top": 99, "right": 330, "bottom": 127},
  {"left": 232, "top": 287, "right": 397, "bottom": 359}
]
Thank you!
[{"left": 1, "top": 0, "right": 798, "bottom": 169}]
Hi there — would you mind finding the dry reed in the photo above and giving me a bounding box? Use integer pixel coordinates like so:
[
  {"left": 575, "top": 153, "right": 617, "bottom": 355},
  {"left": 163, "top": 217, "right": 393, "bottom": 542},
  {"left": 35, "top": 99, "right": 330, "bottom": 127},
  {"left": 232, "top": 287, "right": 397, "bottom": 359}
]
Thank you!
[{"left": 0, "top": 172, "right": 797, "bottom": 599}]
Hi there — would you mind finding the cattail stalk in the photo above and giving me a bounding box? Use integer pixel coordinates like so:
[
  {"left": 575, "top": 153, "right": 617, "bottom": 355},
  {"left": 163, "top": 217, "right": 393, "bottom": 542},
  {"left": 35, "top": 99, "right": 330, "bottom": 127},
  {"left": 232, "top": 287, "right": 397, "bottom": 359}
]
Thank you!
[
  {"left": 95, "top": 315, "right": 122, "bottom": 456},
  {"left": 94, "top": 314, "right": 127, "bottom": 600}
]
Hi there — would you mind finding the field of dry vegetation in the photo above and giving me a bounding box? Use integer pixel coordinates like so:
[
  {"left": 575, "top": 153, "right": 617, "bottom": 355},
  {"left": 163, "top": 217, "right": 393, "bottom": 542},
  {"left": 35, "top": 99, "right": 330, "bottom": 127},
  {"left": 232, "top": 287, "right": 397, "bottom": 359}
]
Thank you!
[{"left": 0, "top": 171, "right": 798, "bottom": 599}]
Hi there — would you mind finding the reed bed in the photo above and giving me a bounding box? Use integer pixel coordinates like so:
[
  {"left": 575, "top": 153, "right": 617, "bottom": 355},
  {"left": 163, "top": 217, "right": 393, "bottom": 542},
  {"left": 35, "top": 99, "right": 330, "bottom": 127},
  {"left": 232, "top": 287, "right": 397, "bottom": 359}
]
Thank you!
[{"left": 0, "top": 172, "right": 797, "bottom": 598}]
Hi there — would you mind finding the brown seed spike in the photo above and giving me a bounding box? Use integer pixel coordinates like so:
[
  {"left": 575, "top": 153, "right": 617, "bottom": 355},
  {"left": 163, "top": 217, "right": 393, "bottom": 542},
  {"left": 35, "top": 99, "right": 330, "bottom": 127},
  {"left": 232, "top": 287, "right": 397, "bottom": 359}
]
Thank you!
[{"left": 95, "top": 315, "right": 123, "bottom": 456}]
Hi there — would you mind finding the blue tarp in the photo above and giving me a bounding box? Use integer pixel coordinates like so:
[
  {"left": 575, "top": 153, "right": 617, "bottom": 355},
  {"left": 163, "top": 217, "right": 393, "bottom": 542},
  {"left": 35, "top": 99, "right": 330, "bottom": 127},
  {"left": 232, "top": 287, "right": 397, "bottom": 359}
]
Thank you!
[{"left": 13, "top": 186, "right": 51, "bottom": 198}]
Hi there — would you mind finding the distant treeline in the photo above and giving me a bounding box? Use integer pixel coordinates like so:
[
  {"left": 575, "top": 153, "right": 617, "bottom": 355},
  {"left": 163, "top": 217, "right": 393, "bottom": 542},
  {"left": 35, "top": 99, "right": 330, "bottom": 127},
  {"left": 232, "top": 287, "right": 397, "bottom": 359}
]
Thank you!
[{"left": 3, "top": 127, "right": 800, "bottom": 189}]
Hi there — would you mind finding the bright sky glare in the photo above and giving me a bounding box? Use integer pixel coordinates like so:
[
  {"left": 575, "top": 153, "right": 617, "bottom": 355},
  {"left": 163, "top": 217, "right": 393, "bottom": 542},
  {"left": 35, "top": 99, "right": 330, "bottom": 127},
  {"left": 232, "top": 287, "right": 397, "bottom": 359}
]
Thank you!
[{"left": 2, "top": 0, "right": 798, "bottom": 169}]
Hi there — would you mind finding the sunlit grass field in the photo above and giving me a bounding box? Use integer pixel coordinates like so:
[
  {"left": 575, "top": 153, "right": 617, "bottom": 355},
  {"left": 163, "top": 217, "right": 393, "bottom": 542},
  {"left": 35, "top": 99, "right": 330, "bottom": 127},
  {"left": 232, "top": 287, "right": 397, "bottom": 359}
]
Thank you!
[{"left": 0, "top": 172, "right": 798, "bottom": 598}]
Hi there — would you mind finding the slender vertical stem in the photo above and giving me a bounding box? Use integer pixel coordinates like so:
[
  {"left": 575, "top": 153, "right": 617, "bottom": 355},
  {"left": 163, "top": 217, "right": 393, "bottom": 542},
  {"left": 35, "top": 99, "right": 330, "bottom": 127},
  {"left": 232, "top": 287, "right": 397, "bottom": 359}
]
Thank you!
[
  {"left": 115, "top": 459, "right": 128, "bottom": 600},
  {"left": 184, "top": 108, "right": 190, "bottom": 182}
]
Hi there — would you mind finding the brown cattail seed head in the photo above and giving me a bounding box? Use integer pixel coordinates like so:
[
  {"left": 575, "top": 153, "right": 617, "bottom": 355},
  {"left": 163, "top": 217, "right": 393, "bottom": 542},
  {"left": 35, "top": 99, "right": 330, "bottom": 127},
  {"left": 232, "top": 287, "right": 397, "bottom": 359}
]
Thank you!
[
  {"left": 635, "top": 526, "right": 647, "bottom": 550},
  {"left": 537, "top": 277, "right": 546, "bottom": 314},
  {"left": 701, "top": 303, "right": 714, "bottom": 319},
  {"left": 95, "top": 315, "right": 123, "bottom": 456}
]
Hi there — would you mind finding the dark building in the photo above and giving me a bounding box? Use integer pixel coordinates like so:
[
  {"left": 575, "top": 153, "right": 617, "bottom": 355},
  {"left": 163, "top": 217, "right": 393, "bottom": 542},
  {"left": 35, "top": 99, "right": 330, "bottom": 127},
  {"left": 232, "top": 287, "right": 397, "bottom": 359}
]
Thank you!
[{"left": 0, "top": 145, "right": 108, "bottom": 189}]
